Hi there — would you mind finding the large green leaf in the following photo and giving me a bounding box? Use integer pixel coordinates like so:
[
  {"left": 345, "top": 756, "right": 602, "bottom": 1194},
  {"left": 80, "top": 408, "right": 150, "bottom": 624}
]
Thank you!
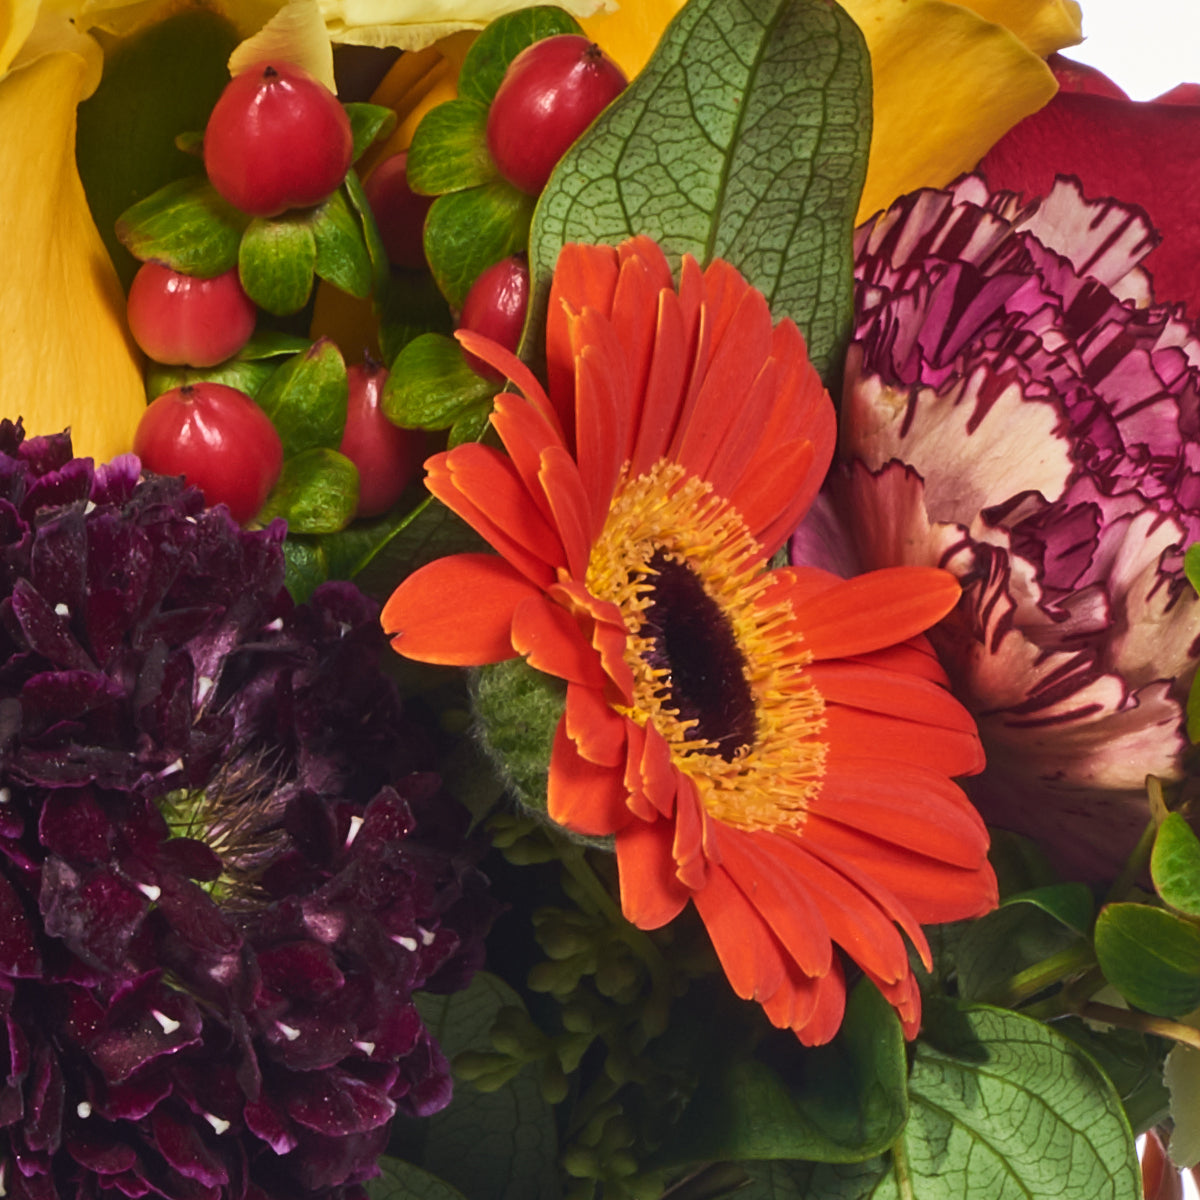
[
  {"left": 657, "top": 980, "right": 906, "bottom": 1165},
  {"left": 390, "top": 974, "right": 559, "bottom": 1200},
  {"left": 526, "top": 0, "right": 870, "bottom": 384},
  {"left": 767, "top": 1003, "right": 1138, "bottom": 1200},
  {"left": 1094, "top": 902, "right": 1200, "bottom": 1018},
  {"left": 366, "top": 1157, "right": 467, "bottom": 1200}
]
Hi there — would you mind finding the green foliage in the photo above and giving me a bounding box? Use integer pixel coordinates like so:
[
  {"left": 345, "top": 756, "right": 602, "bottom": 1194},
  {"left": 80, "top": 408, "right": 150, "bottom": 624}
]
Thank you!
[
  {"left": 77, "top": 9, "right": 240, "bottom": 288},
  {"left": 659, "top": 980, "right": 907, "bottom": 1165},
  {"left": 258, "top": 448, "right": 359, "bottom": 534},
  {"left": 144, "top": 330, "right": 311, "bottom": 401},
  {"left": 116, "top": 176, "right": 246, "bottom": 277},
  {"left": 457, "top": 6, "right": 585, "bottom": 105},
  {"left": 1094, "top": 902, "right": 1200, "bottom": 1018},
  {"left": 383, "top": 333, "right": 497, "bottom": 430},
  {"left": 1151, "top": 813, "right": 1200, "bottom": 917},
  {"left": 526, "top": 0, "right": 871, "bottom": 386},
  {"left": 312, "top": 188, "right": 375, "bottom": 300},
  {"left": 390, "top": 974, "right": 561, "bottom": 1200},
  {"left": 408, "top": 101, "right": 498, "bottom": 194},
  {"left": 345, "top": 102, "right": 398, "bottom": 161},
  {"left": 255, "top": 338, "right": 348, "bottom": 457},
  {"left": 239, "top": 213, "right": 318, "bottom": 314}
]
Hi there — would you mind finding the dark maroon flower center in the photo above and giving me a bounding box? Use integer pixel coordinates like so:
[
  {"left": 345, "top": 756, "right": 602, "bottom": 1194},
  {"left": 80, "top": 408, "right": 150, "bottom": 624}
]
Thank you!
[{"left": 637, "top": 551, "right": 756, "bottom": 761}]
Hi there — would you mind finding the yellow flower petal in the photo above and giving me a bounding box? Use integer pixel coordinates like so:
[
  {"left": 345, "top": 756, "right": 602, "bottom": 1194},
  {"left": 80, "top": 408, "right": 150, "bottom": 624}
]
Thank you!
[
  {"left": 953, "top": 0, "right": 1082, "bottom": 58},
  {"left": 0, "top": 0, "right": 39, "bottom": 77},
  {"left": 580, "top": 0, "right": 684, "bottom": 80},
  {"left": 0, "top": 51, "right": 144, "bottom": 462},
  {"left": 843, "top": 0, "right": 1071, "bottom": 222},
  {"left": 228, "top": 0, "right": 336, "bottom": 92}
]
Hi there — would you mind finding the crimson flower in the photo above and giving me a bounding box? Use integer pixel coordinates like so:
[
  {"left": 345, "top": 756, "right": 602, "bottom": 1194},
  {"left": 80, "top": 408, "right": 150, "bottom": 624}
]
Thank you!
[
  {"left": 980, "top": 55, "right": 1200, "bottom": 319},
  {"left": 792, "top": 176, "right": 1200, "bottom": 881},
  {"left": 0, "top": 422, "right": 495, "bottom": 1200},
  {"left": 383, "top": 236, "right": 996, "bottom": 1044}
]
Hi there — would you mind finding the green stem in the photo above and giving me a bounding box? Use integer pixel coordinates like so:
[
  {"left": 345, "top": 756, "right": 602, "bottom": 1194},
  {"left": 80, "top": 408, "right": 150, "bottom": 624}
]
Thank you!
[
  {"left": 994, "top": 943, "right": 1097, "bottom": 1007},
  {"left": 891, "top": 1132, "right": 917, "bottom": 1200},
  {"left": 1075, "top": 1002, "right": 1200, "bottom": 1051},
  {"left": 1104, "top": 793, "right": 1161, "bottom": 905}
]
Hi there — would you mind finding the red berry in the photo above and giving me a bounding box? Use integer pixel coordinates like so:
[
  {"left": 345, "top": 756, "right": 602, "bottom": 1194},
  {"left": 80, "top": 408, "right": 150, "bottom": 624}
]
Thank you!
[
  {"left": 338, "top": 361, "right": 426, "bottom": 518},
  {"left": 134, "top": 382, "right": 283, "bottom": 524},
  {"left": 126, "top": 263, "right": 257, "bottom": 367},
  {"left": 362, "top": 152, "right": 434, "bottom": 271},
  {"left": 204, "top": 61, "right": 353, "bottom": 217},
  {"left": 486, "top": 35, "right": 626, "bottom": 195},
  {"left": 458, "top": 255, "right": 530, "bottom": 379}
]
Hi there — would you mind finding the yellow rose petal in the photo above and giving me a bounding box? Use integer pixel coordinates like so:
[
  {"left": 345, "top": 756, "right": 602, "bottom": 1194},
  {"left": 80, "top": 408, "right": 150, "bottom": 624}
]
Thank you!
[
  {"left": 580, "top": 0, "right": 684, "bottom": 80},
  {"left": 843, "top": 0, "right": 1059, "bottom": 222},
  {"left": 0, "top": 51, "right": 144, "bottom": 462}
]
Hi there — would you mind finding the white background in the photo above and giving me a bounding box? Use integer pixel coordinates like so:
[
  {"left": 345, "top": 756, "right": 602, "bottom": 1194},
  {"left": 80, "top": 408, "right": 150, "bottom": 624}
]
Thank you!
[{"left": 1061, "top": 0, "right": 1200, "bottom": 97}]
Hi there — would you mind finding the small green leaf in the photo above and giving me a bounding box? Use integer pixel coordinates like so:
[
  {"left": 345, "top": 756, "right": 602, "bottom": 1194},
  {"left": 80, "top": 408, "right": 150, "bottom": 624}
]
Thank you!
[
  {"left": 955, "top": 895, "right": 1087, "bottom": 1007},
  {"left": 393, "top": 974, "right": 559, "bottom": 1200},
  {"left": 1184, "top": 543, "right": 1200, "bottom": 596},
  {"left": 527, "top": 0, "right": 871, "bottom": 385},
  {"left": 282, "top": 536, "right": 329, "bottom": 604},
  {"left": 448, "top": 405, "right": 494, "bottom": 447},
  {"left": 239, "top": 214, "right": 318, "bottom": 315},
  {"left": 345, "top": 101, "right": 398, "bottom": 162},
  {"left": 1002, "top": 882, "right": 1094, "bottom": 935},
  {"left": 256, "top": 338, "right": 348, "bottom": 457},
  {"left": 258, "top": 448, "right": 358, "bottom": 533},
  {"left": 384, "top": 333, "right": 496, "bottom": 430},
  {"left": 658, "top": 979, "right": 907, "bottom": 1165},
  {"left": 457, "top": 5, "right": 584, "bottom": 106},
  {"left": 312, "top": 188, "right": 374, "bottom": 299},
  {"left": 236, "top": 330, "right": 313, "bottom": 361},
  {"left": 366, "top": 1158, "right": 467, "bottom": 1200},
  {"left": 116, "top": 176, "right": 247, "bottom": 277},
  {"left": 1095, "top": 902, "right": 1200, "bottom": 1017},
  {"left": 425, "top": 181, "right": 536, "bottom": 309},
  {"left": 1151, "top": 813, "right": 1200, "bottom": 916},
  {"left": 144, "top": 359, "right": 279, "bottom": 401},
  {"left": 344, "top": 169, "right": 391, "bottom": 297},
  {"left": 407, "top": 100, "right": 496, "bottom": 195}
]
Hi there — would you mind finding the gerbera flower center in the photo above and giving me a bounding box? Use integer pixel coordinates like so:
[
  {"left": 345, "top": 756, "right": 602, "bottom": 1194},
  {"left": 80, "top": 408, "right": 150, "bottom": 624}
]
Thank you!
[{"left": 585, "top": 461, "right": 827, "bottom": 831}]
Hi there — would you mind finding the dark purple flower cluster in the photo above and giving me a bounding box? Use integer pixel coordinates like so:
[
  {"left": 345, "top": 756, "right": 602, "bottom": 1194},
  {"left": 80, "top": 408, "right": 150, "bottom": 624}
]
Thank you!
[{"left": 0, "top": 422, "right": 495, "bottom": 1200}]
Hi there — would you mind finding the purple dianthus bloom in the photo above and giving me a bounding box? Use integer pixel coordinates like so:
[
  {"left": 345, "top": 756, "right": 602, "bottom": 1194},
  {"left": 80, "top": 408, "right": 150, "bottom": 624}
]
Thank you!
[
  {"left": 0, "top": 422, "right": 495, "bottom": 1200},
  {"left": 792, "top": 176, "right": 1200, "bottom": 881}
]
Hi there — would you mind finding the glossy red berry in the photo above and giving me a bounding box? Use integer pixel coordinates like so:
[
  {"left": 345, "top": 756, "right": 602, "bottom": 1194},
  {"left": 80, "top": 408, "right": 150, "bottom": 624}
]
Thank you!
[
  {"left": 458, "top": 255, "right": 530, "bottom": 379},
  {"left": 204, "top": 61, "right": 354, "bottom": 217},
  {"left": 362, "top": 152, "right": 434, "bottom": 270},
  {"left": 338, "top": 361, "right": 426, "bottom": 518},
  {"left": 134, "top": 382, "right": 283, "bottom": 524},
  {"left": 126, "top": 263, "right": 257, "bottom": 367},
  {"left": 486, "top": 35, "right": 627, "bottom": 195}
]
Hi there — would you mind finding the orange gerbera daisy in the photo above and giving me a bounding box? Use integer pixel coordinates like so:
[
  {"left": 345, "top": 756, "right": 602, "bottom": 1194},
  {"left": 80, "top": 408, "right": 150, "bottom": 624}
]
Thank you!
[{"left": 383, "top": 235, "right": 997, "bottom": 1044}]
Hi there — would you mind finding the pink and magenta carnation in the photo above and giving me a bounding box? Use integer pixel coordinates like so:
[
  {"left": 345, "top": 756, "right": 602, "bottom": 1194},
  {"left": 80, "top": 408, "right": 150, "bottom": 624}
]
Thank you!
[{"left": 792, "top": 176, "right": 1200, "bottom": 881}]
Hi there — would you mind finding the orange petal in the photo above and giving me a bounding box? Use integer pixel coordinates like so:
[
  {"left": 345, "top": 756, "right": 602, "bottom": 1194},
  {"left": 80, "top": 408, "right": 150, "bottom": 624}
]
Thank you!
[
  {"left": 428, "top": 444, "right": 562, "bottom": 585},
  {"left": 805, "top": 659, "right": 977, "bottom": 734},
  {"left": 620, "top": 721, "right": 659, "bottom": 821},
  {"left": 822, "top": 705, "right": 985, "bottom": 780},
  {"left": 845, "top": 635, "right": 951, "bottom": 686},
  {"left": 490, "top": 392, "right": 564, "bottom": 529},
  {"left": 564, "top": 680, "right": 628, "bottom": 768},
  {"left": 455, "top": 328, "right": 561, "bottom": 432},
  {"left": 672, "top": 776, "right": 707, "bottom": 890},
  {"left": 539, "top": 444, "right": 595, "bottom": 580},
  {"left": 630, "top": 286, "right": 690, "bottom": 477},
  {"left": 778, "top": 566, "right": 962, "bottom": 659},
  {"left": 639, "top": 722, "right": 678, "bottom": 817},
  {"left": 692, "top": 864, "right": 788, "bottom": 1003},
  {"left": 547, "top": 719, "right": 632, "bottom": 837},
  {"left": 572, "top": 319, "right": 629, "bottom": 534},
  {"left": 763, "top": 955, "right": 848, "bottom": 1046},
  {"left": 707, "top": 824, "right": 831, "bottom": 976},
  {"left": 382, "top": 554, "right": 534, "bottom": 665},
  {"left": 731, "top": 438, "right": 818, "bottom": 553},
  {"left": 511, "top": 593, "right": 607, "bottom": 688},
  {"left": 616, "top": 819, "right": 691, "bottom": 929}
]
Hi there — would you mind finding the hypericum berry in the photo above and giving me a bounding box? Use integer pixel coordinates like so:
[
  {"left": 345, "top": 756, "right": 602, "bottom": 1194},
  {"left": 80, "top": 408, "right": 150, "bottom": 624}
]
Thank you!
[
  {"left": 338, "top": 360, "right": 426, "bottom": 518},
  {"left": 126, "top": 263, "right": 257, "bottom": 367},
  {"left": 204, "top": 62, "right": 354, "bottom": 217},
  {"left": 362, "top": 152, "right": 434, "bottom": 271},
  {"left": 134, "top": 382, "right": 283, "bottom": 524},
  {"left": 486, "top": 35, "right": 627, "bottom": 195},
  {"left": 458, "top": 255, "right": 530, "bottom": 380}
]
